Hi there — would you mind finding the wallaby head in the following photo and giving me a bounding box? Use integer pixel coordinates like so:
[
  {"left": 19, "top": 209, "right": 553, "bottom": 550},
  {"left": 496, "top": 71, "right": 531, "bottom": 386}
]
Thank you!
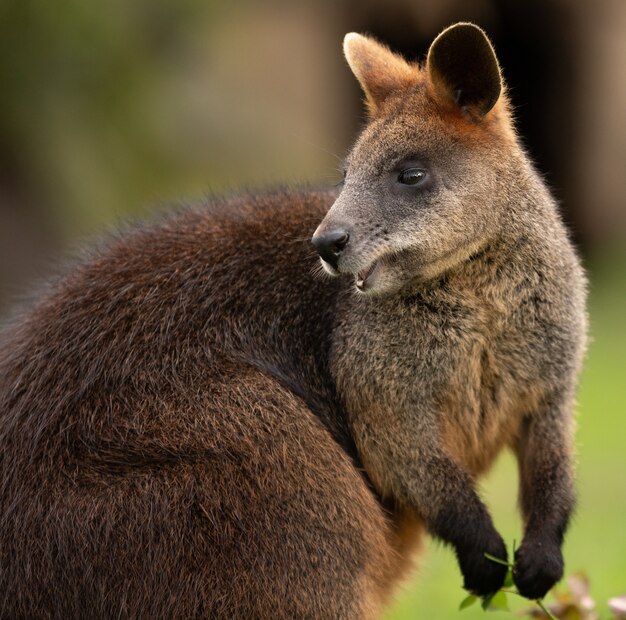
[{"left": 312, "top": 23, "right": 517, "bottom": 295}]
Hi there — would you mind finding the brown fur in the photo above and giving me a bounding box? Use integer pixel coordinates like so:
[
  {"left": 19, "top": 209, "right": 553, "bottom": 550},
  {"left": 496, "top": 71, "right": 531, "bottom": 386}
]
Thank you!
[{"left": 0, "top": 23, "right": 586, "bottom": 618}]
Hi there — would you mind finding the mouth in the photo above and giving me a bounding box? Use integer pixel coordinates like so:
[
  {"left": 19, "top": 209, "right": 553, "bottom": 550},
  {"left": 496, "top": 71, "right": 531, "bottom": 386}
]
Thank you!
[{"left": 355, "top": 259, "right": 379, "bottom": 291}]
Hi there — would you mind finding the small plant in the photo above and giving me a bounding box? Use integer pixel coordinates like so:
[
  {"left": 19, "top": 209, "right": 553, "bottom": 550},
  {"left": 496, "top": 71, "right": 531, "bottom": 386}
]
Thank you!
[
  {"left": 458, "top": 541, "right": 556, "bottom": 617},
  {"left": 459, "top": 544, "right": 624, "bottom": 619}
]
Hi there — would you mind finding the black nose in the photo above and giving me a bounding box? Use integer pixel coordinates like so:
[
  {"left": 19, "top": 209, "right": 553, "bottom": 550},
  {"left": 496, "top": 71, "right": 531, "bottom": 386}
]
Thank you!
[{"left": 311, "top": 229, "right": 350, "bottom": 270}]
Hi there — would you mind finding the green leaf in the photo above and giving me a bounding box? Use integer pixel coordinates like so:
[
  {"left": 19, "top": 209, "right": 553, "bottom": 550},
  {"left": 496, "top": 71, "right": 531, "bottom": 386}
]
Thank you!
[
  {"left": 459, "top": 594, "right": 478, "bottom": 611},
  {"left": 481, "top": 593, "right": 495, "bottom": 610},
  {"left": 489, "top": 591, "right": 510, "bottom": 611}
]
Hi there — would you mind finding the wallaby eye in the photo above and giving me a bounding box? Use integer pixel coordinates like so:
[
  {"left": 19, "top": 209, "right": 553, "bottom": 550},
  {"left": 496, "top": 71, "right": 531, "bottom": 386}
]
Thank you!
[{"left": 397, "top": 168, "right": 427, "bottom": 186}]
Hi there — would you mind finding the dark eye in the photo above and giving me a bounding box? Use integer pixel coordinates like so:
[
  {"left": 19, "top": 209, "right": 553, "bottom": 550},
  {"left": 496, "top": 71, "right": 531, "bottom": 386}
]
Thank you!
[{"left": 397, "top": 168, "right": 427, "bottom": 186}]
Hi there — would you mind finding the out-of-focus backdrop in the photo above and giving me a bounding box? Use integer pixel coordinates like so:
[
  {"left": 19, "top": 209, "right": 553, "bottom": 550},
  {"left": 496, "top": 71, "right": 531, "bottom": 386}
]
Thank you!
[{"left": 1, "top": 1, "right": 624, "bottom": 617}]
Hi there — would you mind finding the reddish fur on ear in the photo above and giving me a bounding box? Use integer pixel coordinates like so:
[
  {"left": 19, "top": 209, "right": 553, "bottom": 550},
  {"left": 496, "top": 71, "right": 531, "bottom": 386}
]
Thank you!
[{"left": 343, "top": 32, "right": 418, "bottom": 114}]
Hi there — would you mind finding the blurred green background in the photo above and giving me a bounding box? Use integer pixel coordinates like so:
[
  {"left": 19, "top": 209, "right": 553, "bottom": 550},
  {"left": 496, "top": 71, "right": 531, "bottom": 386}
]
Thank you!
[{"left": 1, "top": 1, "right": 624, "bottom": 618}]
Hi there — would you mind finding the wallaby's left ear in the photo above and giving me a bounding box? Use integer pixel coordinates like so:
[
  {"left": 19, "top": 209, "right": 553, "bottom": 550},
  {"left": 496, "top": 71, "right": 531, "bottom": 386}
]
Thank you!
[{"left": 426, "top": 23, "right": 502, "bottom": 120}]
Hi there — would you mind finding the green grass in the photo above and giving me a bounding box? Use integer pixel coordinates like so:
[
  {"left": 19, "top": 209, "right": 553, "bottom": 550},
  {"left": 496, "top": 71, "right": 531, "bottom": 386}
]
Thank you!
[{"left": 385, "top": 249, "right": 626, "bottom": 619}]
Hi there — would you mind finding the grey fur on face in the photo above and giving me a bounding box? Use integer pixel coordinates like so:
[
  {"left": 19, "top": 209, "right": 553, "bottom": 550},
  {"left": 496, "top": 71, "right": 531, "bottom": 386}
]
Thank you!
[{"left": 316, "top": 105, "right": 508, "bottom": 295}]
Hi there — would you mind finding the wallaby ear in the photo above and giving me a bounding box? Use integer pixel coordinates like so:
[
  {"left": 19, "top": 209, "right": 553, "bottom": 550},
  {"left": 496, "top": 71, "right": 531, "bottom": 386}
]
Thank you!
[
  {"left": 343, "top": 32, "right": 416, "bottom": 114},
  {"left": 426, "top": 23, "right": 502, "bottom": 120}
]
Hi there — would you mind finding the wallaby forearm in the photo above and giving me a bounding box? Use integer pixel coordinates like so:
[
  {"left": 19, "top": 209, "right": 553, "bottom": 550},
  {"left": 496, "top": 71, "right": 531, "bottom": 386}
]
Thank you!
[
  {"left": 513, "top": 397, "right": 576, "bottom": 598},
  {"left": 351, "top": 414, "right": 508, "bottom": 596},
  {"left": 518, "top": 414, "right": 575, "bottom": 537}
]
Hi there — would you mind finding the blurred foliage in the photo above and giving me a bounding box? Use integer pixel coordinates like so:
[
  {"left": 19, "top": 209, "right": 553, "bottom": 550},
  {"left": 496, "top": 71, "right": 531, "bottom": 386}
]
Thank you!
[
  {"left": 0, "top": 0, "right": 343, "bottom": 247},
  {"left": 0, "top": 0, "right": 222, "bottom": 235}
]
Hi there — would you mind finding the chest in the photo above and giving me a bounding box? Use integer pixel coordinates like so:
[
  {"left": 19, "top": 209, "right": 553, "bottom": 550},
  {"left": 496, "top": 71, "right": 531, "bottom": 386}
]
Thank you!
[{"left": 330, "top": 279, "right": 548, "bottom": 473}]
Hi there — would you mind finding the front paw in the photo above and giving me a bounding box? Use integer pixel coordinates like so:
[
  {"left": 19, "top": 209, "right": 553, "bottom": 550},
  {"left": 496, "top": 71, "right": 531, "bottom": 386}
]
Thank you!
[
  {"left": 457, "top": 533, "right": 508, "bottom": 596},
  {"left": 513, "top": 537, "right": 563, "bottom": 599}
]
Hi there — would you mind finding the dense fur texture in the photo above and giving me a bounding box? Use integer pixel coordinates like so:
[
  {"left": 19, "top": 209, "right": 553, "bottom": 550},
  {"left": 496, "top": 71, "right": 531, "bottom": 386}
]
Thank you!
[{"left": 0, "top": 24, "right": 586, "bottom": 619}]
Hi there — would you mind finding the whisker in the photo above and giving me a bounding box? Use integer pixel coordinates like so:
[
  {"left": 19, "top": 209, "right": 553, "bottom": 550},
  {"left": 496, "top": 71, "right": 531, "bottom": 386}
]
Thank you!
[{"left": 310, "top": 262, "right": 332, "bottom": 281}]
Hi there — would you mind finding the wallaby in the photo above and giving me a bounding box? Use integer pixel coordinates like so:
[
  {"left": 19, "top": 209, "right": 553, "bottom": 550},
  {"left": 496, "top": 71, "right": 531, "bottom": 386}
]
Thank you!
[{"left": 0, "top": 23, "right": 586, "bottom": 620}]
